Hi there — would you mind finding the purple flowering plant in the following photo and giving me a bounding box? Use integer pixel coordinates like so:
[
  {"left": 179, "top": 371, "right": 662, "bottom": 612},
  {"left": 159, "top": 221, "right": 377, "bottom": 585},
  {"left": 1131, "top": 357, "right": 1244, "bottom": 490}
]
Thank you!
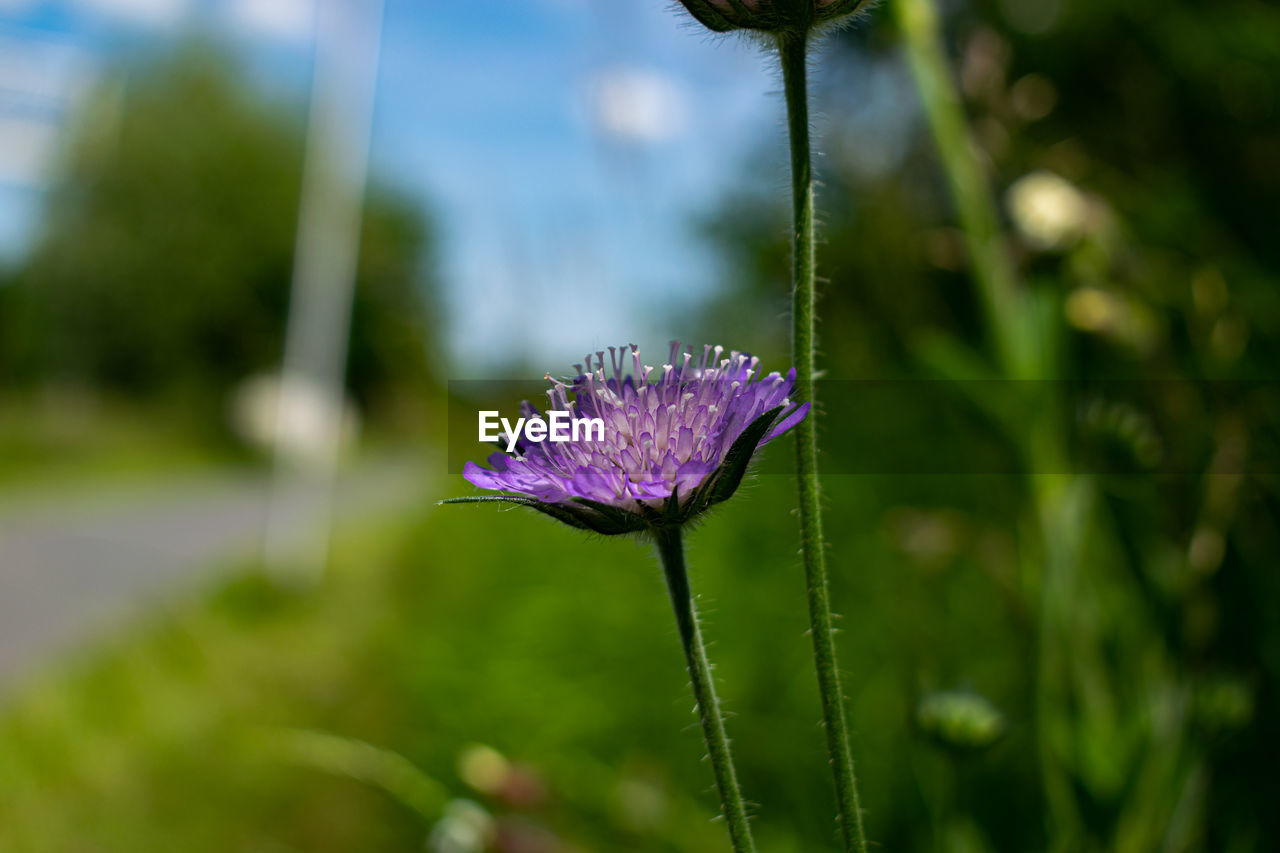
[
  {"left": 662, "top": 1, "right": 877, "bottom": 849},
  {"left": 449, "top": 0, "right": 882, "bottom": 847},
  {"left": 446, "top": 343, "right": 807, "bottom": 852},
  {"left": 450, "top": 343, "right": 809, "bottom": 534}
]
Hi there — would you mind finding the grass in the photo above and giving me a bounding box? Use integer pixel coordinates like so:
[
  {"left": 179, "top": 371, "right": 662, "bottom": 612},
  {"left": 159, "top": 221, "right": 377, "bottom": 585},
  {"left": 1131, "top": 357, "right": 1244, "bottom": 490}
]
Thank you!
[
  {"left": 12, "top": 421, "right": 1205, "bottom": 850},
  {"left": 0, "top": 393, "right": 245, "bottom": 490},
  {"left": 0, "top": 472, "right": 870, "bottom": 851},
  {"left": 7, "top": 417, "right": 1242, "bottom": 851}
]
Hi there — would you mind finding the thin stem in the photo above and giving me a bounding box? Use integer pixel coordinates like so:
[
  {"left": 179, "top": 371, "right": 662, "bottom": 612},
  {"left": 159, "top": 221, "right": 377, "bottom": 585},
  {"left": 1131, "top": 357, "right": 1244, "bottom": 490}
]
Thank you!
[
  {"left": 654, "top": 526, "right": 757, "bottom": 853},
  {"left": 778, "top": 31, "right": 868, "bottom": 853},
  {"left": 892, "top": 0, "right": 1025, "bottom": 377},
  {"left": 894, "top": 0, "right": 1086, "bottom": 843}
]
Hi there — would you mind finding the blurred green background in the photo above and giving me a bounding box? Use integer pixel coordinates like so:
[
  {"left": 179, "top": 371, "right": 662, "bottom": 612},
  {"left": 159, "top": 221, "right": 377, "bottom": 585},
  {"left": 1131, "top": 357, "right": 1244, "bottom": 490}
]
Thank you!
[{"left": 1, "top": 0, "right": 1277, "bottom": 851}]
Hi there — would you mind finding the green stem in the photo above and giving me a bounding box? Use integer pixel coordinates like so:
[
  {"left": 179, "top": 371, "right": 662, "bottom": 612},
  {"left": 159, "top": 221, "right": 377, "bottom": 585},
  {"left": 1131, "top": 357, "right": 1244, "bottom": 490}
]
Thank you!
[
  {"left": 654, "top": 526, "right": 757, "bottom": 853},
  {"left": 779, "top": 31, "right": 869, "bottom": 853},
  {"left": 892, "top": 0, "right": 1025, "bottom": 377},
  {"left": 894, "top": 0, "right": 1085, "bottom": 843}
]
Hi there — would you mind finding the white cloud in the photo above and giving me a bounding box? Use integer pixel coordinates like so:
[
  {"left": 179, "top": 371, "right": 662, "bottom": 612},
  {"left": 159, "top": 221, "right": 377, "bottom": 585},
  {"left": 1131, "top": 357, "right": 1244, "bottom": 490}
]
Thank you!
[
  {"left": 586, "top": 67, "right": 688, "bottom": 145},
  {"left": 226, "top": 0, "right": 315, "bottom": 43},
  {"left": 73, "top": 0, "right": 190, "bottom": 28}
]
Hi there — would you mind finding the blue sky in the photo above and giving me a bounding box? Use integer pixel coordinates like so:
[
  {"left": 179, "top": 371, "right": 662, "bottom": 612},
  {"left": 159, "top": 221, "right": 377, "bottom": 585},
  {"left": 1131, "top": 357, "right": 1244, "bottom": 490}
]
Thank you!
[{"left": 0, "top": 0, "right": 787, "bottom": 371}]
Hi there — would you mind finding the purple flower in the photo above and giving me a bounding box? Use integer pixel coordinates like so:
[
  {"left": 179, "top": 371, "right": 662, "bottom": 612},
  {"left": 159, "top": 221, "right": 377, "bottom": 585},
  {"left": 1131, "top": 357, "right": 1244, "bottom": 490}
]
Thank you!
[{"left": 449, "top": 343, "right": 809, "bottom": 534}]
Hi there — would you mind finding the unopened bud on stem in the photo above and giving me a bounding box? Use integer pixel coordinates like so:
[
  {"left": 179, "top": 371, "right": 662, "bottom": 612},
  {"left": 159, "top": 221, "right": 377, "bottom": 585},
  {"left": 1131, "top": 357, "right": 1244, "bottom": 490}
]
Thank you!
[{"left": 677, "top": 0, "right": 872, "bottom": 35}]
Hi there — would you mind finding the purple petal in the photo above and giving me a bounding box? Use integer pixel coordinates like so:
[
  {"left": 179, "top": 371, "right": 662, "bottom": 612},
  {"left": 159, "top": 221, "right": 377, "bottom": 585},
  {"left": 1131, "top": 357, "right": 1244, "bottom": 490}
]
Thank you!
[{"left": 765, "top": 401, "right": 811, "bottom": 442}]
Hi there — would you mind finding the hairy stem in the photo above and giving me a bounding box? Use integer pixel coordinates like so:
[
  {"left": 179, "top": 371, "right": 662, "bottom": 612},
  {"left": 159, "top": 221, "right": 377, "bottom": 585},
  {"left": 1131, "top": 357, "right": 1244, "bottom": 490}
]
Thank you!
[
  {"left": 779, "top": 31, "right": 868, "bottom": 853},
  {"left": 654, "top": 526, "right": 757, "bottom": 853}
]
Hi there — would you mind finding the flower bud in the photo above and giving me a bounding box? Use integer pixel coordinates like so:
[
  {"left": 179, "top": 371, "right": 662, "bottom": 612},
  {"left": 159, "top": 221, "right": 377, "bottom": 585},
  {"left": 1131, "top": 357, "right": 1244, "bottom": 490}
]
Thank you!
[
  {"left": 915, "top": 690, "right": 1006, "bottom": 752},
  {"left": 676, "top": 0, "right": 872, "bottom": 35}
]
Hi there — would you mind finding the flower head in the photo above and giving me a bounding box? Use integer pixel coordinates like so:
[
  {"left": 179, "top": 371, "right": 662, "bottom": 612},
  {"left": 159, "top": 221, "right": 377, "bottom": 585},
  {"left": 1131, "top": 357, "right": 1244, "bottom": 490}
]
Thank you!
[
  {"left": 449, "top": 343, "right": 809, "bottom": 534},
  {"left": 676, "top": 0, "right": 872, "bottom": 35}
]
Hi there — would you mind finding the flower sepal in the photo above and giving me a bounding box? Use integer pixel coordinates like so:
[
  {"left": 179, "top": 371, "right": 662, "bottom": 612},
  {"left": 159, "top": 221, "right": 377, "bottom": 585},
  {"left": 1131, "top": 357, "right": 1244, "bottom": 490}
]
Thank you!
[
  {"left": 438, "top": 494, "right": 635, "bottom": 534},
  {"left": 698, "top": 403, "right": 789, "bottom": 508}
]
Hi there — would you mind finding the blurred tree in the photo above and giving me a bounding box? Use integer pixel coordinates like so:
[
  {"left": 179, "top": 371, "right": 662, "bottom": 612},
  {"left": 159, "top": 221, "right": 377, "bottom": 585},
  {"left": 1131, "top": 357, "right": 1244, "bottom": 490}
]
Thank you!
[
  {"left": 0, "top": 47, "right": 438, "bottom": 427},
  {"left": 695, "top": 0, "right": 1280, "bottom": 379}
]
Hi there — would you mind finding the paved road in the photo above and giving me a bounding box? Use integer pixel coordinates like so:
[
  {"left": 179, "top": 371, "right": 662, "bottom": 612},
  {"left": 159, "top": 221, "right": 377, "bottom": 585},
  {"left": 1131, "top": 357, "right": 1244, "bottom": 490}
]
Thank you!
[{"left": 0, "top": 457, "right": 428, "bottom": 688}]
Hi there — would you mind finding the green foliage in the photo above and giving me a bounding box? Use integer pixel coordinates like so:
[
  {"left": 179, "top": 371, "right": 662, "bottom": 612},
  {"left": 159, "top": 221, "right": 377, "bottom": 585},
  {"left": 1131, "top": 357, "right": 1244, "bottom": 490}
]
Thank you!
[
  {"left": 915, "top": 690, "right": 1007, "bottom": 752},
  {"left": 685, "top": 0, "right": 1280, "bottom": 848},
  {"left": 0, "top": 447, "right": 1269, "bottom": 849},
  {"left": 1, "top": 2, "right": 1277, "bottom": 850},
  {"left": 0, "top": 48, "right": 438, "bottom": 422},
  {"left": 0, "top": 483, "right": 824, "bottom": 851},
  {"left": 0, "top": 469, "right": 1077, "bottom": 850}
]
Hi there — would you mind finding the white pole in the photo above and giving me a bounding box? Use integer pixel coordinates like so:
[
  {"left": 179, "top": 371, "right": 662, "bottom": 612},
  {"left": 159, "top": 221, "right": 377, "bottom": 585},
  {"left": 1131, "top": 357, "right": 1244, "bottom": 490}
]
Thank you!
[{"left": 264, "top": 0, "right": 385, "bottom": 582}]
